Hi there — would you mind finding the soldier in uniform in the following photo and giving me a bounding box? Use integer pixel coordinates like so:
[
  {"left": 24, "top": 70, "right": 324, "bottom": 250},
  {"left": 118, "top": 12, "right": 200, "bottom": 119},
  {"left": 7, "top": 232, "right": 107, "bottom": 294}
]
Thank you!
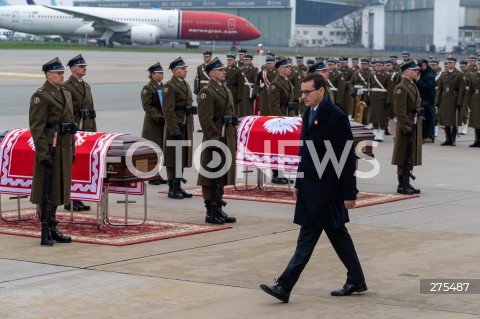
[
  {"left": 194, "top": 51, "right": 212, "bottom": 95},
  {"left": 430, "top": 59, "right": 442, "bottom": 137},
  {"left": 293, "top": 55, "right": 308, "bottom": 77},
  {"left": 391, "top": 61, "right": 422, "bottom": 195},
  {"left": 401, "top": 51, "right": 410, "bottom": 63},
  {"left": 459, "top": 60, "right": 471, "bottom": 135},
  {"left": 268, "top": 58, "right": 295, "bottom": 184},
  {"left": 309, "top": 60, "right": 334, "bottom": 101},
  {"left": 350, "top": 58, "right": 372, "bottom": 125},
  {"left": 197, "top": 57, "right": 237, "bottom": 224},
  {"left": 63, "top": 54, "right": 94, "bottom": 211},
  {"left": 305, "top": 59, "right": 315, "bottom": 73},
  {"left": 385, "top": 60, "right": 401, "bottom": 133},
  {"left": 140, "top": 62, "right": 168, "bottom": 186},
  {"left": 338, "top": 57, "right": 354, "bottom": 118},
  {"left": 225, "top": 54, "right": 244, "bottom": 115},
  {"left": 326, "top": 59, "right": 346, "bottom": 113},
  {"left": 287, "top": 57, "right": 302, "bottom": 115},
  {"left": 239, "top": 54, "right": 258, "bottom": 117},
  {"left": 467, "top": 59, "right": 480, "bottom": 147},
  {"left": 435, "top": 57, "right": 466, "bottom": 146},
  {"left": 162, "top": 57, "right": 194, "bottom": 199},
  {"left": 30, "top": 57, "right": 75, "bottom": 246},
  {"left": 237, "top": 48, "right": 247, "bottom": 67},
  {"left": 390, "top": 55, "right": 401, "bottom": 72},
  {"left": 351, "top": 57, "right": 360, "bottom": 72},
  {"left": 467, "top": 55, "right": 478, "bottom": 75},
  {"left": 255, "top": 56, "right": 277, "bottom": 115},
  {"left": 368, "top": 60, "right": 393, "bottom": 142}
]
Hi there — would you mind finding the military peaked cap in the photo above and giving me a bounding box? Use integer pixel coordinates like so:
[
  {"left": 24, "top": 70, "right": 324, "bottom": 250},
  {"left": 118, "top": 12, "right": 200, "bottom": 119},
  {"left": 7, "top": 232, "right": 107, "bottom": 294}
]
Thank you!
[
  {"left": 446, "top": 57, "right": 457, "bottom": 63},
  {"left": 67, "top": 54, "right": 87, "bottom": 67},
  {"left": 275, "top": 58, "right": 291, "bottom": 69},
  {"left": 400, "top": 60, "right": 418, "bottom": 72},
  {"left": 147, "top": 62, "right": 164, "bottom": 73},
  {"left": 205, "top": 57, "right": 225, "bottom": 73},
  {"left": 42, "top": 57, "right": 65, "bottom": 73},
  {"left": 244, "top": 54, "right": 253, "bottom": 60},
  {"left": 226, "top": 54, "right": 236, "bottom": 60},
  {"left": 238, "top": 48, "right": 247, "bottom": 54},
  {"left": 169, "top": 57, "right": 188, "bottom": 70},
  {"left": 308, "top": 61, "right": 327, "bottom": 74},
  {"left": 203, "top": 51, "right": 212, "bottom": 57}
]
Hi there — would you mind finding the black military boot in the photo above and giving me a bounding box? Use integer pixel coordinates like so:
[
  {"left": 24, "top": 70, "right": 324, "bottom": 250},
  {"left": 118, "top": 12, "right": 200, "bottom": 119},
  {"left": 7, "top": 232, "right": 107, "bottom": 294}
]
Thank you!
[
  {"left": 168, "top": 179, "right": 184, "bottom": 199},
  {"left": 271, "top": 170, "right": 289, "bottom": 184},
  {"left": 470, "top": 129, "right": 480, "bottom": 147},
  {"left": 405, "top": 180, "right": 421, "bottom": 194},
  {"left": 204, "top": 200, "right": 224, "bottom": 224},
  {"left": 397, "top": 176, "right": 414, "bottom": 195},
  {"left": 178, "top": 179, "right": 193, "bottom": 198},
  {"left": 74, "top": 200, "right": 91, "bottom": 211},
  {"left": 40, "top": 222, "right": 53, "bottom": 246},
  {"left": 217, "top": 200, "right": 236, "bottom": 223},
  {"left": 441, "top": 127, "right": 452, "bottom": 146},
  {"left": 451, "top": 126, "right": 458, "bottom": 146},
  {"left": 50, "top": 210, "right": 71, "bottom": 243}
]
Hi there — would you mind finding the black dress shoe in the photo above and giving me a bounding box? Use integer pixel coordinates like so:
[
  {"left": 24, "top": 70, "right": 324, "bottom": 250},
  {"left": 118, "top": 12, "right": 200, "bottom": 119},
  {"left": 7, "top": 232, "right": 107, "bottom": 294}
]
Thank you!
[
  {"left": 75, "top": 200, "right": 91, "bottom": 211},
  {"left": 260, "top": 283, "right": 290, "bottom": 303},
  {"left": 217, "top": 208, "right": 236, "bottom": 223},
  {"left": 178, "top": 187, "right": 193, "bottom": 198},
  {"left": 271, "top": 176, "right": 288, "bottom": 184},
  {"left": 64, "top": 202, "right": 83, "bottom": 211},
  {"left": 330, "top": 282, "right": 367, "bottom": 296},
  {"left": 149, "top": 179, "right": 168, "bottom": 185},
  {"left": 205, "top": 213, "right": 225, "bottom": 224}
]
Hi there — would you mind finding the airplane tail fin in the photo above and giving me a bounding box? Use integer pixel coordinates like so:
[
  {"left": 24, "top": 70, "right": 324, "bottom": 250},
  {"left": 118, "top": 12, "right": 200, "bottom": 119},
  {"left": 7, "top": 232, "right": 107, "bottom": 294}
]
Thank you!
[
  {"left": 50, "top": 0, "right": 57, "bottom": 5},
  {"left": 27, "top": 0, "right": 36, "bottom": 5},
  {"left": 0, "top": 0, "right": 10, "bottom": 6}
]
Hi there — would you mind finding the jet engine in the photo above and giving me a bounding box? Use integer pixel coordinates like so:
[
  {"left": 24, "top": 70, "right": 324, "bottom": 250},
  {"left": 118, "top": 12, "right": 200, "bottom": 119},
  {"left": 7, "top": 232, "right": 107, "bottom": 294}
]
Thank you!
[{"left": 130, "top": 25, "right": 161, "bottom": 45}]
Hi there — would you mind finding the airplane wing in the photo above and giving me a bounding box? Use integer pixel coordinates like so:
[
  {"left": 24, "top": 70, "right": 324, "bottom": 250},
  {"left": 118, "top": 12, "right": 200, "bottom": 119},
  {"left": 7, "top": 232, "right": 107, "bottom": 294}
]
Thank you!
[{"left": 43, "top": 5, "right": 130, "bottom": 32}]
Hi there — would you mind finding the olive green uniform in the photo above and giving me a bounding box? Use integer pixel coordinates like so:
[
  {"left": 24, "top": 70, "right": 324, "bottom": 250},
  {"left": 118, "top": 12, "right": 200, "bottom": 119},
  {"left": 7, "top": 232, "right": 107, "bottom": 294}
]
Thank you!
[
  {"left": 63, "top": 75, "right": 96, "bottom": 132},
  {"left": 140, "top": 79, "right": 165, "bottom": 150},
  {"left": 255, "top": 67, "right": 277, "bottom": 115},
  {"left": 435, "top": 68, "right": 466, "bottom": 126},
  {"left": 327, "top": 68, "right": 346, "bottom": 110},
  {"left": 268, "top": 75, "right": 295, "bottom": 116},
  {"left": 367, "top": 71, "right": 394, "bottom": 125},
  {"left": 225, "top": 65, "right": 245, "bottom": 115},
  {"left": 239, "top": 64, "right": 258, "bottom": 117}
]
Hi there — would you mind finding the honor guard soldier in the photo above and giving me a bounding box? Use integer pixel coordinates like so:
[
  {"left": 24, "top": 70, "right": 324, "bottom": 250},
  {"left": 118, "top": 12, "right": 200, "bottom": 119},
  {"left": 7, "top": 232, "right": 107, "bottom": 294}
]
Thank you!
[
  {"left": 338, "top": 57, "right": 355, "bottom": 118},
  {"left": 390, "top": 55, "right": 401, "bottom": 72},
  {"left": 239, "top": 54, "right": 258, "bottom": 117},
  {"left": 30, "top": 57, "right": 75, "bottom": 246},
  {"left": 254, "top": 55, "right": 277, "bottom": 115},
  {"left": 305, "top": 59, "right": 315, "bottom": 73},
  {"left": 287, "top": 57, "right": 303, "bottom": 115},
  {"left": 163, "top": 57, "right": 195, "bottom": 199},
  {"left": 350, "top": 58, "right": 372, "bottom": 125},
  {"left": 197, "top": 57, "right": 237, "bottom": 224},
  {"left": 401, "top": 51, "right": 410, "bottom": 62},
  {"left": 467, "top": 59, "right": 480, "bottom": 147},
  {"left": 391, "top": 61, "right": 422, "bottom": 195},
  {"left": 385, "top": 60, "right": 400, "bottom": 131},
  {"left": 351, "top": 57, "right": 360, "bottom": 72},
  {"left": 63, "top": 54, "right": 94, "bottom": 212},
  {"left": 460, "top": 60, "right": 471, "bottom": 135},
  {"left": 237, "top": 48, "right": 247, "bottom": 67},
  {"left": 368, "top": 60, "right": 394, "bottom": 142},
  {"left": 431, "top": 59, "right": 442, "bottom": 137},
  {"left": 308, "top": 60, "right": 335, "bottom": 101},
  {"left": 435, "top": 57, "right": 466, "bottom": 146},
  {"left": 293, "top": 55, "right": 308, "bottom": 77},
  {"left": 194, "top": 51, "right": 212, "bottom": 95},
  {"left": 225, "top": 54, "right": 245, "bottom": 115},
  {"left": 140, "top": 62, "right": 168, "bottom": 186},
  {"left": 326, "top": 59, "right": 346, "bottom": 113},
  {"left": 467, "top": 55, "right": 478, "bottom": 75},
  {"left": 268, "top": 58, "right": 296, "bottom": 184}
]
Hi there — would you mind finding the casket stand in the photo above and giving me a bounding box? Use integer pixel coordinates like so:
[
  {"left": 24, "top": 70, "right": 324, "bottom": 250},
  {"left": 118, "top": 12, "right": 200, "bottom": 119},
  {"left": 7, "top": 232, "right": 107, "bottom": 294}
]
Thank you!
[
  {"left": 0, "top": 130, "right": 162, "bottom": 229},
  {"left": 235, "top": 116, "right": 374, "bottom": 192}
]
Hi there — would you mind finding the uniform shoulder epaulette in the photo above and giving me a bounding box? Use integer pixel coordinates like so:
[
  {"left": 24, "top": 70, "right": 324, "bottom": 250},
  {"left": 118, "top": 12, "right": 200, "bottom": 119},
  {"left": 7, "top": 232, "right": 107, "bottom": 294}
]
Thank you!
[
  {"left": 203, "top": 85, "right": 209, "bottom": 89},
  {"left": 37, "top": 87, "right": 44, "bottom": 92},
  {"left": 62, "top": 86, "right": 70, "bottom": 92}
]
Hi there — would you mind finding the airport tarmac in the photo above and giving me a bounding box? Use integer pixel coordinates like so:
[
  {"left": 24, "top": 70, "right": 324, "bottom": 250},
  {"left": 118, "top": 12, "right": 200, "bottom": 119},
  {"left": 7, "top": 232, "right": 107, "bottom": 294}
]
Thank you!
[{"left": 1, "top": 50, "right": 480, "bottom": 319}]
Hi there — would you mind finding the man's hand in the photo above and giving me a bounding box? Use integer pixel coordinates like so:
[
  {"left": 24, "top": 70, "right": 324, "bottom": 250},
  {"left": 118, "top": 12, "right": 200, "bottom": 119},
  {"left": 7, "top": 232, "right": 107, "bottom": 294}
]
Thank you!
[
  {"left": 72, "top": 154, "right": 76, "bottom": 164},
  {"left": 344, "top": 200, "right": 356, "bottom": 209}
]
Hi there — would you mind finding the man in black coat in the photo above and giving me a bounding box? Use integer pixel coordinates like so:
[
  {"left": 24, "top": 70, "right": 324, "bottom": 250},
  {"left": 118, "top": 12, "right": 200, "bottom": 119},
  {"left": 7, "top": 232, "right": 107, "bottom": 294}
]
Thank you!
[
  {"left": 260, "top": 73, "right": 367, "bottom": 303},
  {"left": 416, "top": 59, "right": 436, "bottom": 143}
]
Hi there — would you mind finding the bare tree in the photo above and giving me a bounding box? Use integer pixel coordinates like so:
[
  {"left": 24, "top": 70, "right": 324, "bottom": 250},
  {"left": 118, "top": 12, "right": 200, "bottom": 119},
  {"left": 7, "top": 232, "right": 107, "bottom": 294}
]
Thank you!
[{"left": 341, "top": 10, "right": 362, "bottom": 45}]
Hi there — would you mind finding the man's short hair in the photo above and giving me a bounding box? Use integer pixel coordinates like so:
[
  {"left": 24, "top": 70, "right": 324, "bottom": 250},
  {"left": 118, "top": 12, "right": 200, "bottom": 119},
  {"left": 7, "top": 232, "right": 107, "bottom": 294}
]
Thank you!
[{"left": 301, "top": 73, "right": 326, "bottom": 90}]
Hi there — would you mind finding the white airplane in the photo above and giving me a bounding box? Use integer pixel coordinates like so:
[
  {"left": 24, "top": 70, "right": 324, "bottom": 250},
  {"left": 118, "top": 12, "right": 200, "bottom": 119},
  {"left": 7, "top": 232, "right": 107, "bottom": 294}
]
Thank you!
[{"left": 0, "top": 0, "right": 261, "bottom": 47}]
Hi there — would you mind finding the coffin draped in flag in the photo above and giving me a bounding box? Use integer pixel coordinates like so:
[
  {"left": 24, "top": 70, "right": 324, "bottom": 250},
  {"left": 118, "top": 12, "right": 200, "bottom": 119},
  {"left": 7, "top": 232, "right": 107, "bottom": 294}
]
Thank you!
[
  {"left": 236, "top": 116, "right": 302, "bottom": 171},
  {"left": 0, "top": 129, "right": 144, "bottom": 202}
]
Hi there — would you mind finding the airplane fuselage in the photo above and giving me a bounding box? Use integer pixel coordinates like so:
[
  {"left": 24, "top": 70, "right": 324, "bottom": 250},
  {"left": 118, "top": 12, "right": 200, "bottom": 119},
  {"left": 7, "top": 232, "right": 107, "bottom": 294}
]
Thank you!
[{"left": 0, "top": 5, "right": 261, "bottom": 44}]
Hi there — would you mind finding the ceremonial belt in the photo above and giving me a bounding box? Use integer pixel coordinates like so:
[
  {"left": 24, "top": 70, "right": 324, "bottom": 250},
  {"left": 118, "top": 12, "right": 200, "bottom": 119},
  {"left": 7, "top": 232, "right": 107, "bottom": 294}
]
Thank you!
[
  {"left": 327, "top": 79, "right": 337, "bottom": 92},
  {"left": 263, "top": 69, "right": 271, "bottom": 87},
  {"left": 444, "top": 88, "right": 457, "bottom": 93},
  {"left": 358, "top": 72, "right": 368, "bottom": 86},
  {"left": 46, "top": 122, "right": 77, "bottom": 134},
  {"left": 474, "top": 89, "right": 479, "bottom": 94},
  {"left": 435, "top": 71, "right": 442, "bottom": 82},
  {"left": 373, "top": 74, "right": 386, "bottom": 91},
  {"left": 213, "top": 115, "right": 239, "bottom": 126},
  {"left": 370, "top": 88, "right": 387, "bottom": 92},
  {"left": 200, "top": 80, "right": 209, "bottom": 84}
]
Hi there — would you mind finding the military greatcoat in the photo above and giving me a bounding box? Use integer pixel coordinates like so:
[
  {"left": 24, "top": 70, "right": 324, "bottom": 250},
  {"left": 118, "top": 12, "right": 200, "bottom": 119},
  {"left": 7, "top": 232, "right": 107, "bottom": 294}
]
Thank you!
[
  {"left": 29, "top": 81, "right": 75, "bottom": 206},
  {"left": 435, "top": 68, "right": 466, "bottom": 126},
  {"left": 339, "top": 65, "right": 354, "bottom": 116},
  {"left": 197, "top": 80, "right": 237, "bottom": 186},
  {"left": 63, "top": 75, "right": 96, "bottom": 131},
  {"left": 327, "top": 68, "right": 346, "bottom": 108},
  {"left": 367, "top": 71, "right": 394, "bottom": 125},
  {"left": 140, "top": 79, "right": 165, "bottom": 150},
  {"left": 268, "top": 75, "right": 295, "bottom": 116},
  {"left": 239, "top": 64, "right": 258, "bottom": 117},
  {"left": 254, "top": 67, "right": 277, "bottom": 115},
  {"left": 467, "top": 71, "right": 480, "bottom": 129},
  {"left": 225, "top": 64, "right": 245, "bottom": 107},
  {"left": 162, "top": 76, "right": 194, "bottom": 168},
  {"left": 391, "top": 78, "right": 422, "bottom": 167}
]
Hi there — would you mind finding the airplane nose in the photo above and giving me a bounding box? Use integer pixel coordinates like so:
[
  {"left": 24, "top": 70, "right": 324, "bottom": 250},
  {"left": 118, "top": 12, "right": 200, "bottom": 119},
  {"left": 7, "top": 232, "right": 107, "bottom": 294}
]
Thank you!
[{"left": 251, "top": 26, "right": 261, "bottom": 39}]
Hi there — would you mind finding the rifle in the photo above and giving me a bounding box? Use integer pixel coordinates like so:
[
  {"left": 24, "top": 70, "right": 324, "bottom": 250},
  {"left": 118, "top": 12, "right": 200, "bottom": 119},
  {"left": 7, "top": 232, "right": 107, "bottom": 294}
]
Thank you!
[
  {"left": 42, "top": 132, "right": 58, "bottom": 227},
  {"left": 403, "top": 108, "right": 423, "bottom": 187}
]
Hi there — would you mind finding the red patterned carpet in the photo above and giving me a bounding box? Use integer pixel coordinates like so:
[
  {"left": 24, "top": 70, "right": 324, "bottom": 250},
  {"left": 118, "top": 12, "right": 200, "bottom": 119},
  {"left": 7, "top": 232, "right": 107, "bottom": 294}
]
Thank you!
[
  {"left": 161, "top": 185, "right": 418, "bottom": 208},
  {"left": 0, "top": 209, "right": 231, "bottom": 246}
]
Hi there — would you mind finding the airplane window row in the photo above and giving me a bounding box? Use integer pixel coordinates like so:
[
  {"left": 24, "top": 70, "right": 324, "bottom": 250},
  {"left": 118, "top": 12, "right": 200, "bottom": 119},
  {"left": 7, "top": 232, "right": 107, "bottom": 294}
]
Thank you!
[
  {"left": 193, "top": 20, "right": 222, "bottom": 25},
  {"left": 110, "top": 17, "right": 161, "bottom": 22}
]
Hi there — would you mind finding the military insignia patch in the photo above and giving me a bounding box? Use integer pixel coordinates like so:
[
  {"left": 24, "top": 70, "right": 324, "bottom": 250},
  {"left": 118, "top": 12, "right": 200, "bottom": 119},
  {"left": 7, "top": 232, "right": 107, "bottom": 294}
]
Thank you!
[
  {"left": 396, "top": 89, "right": 402, "bottom": 94},
  {"left": 163, "top": 87, "right": 169, "bottom": 93},
  {"left": 143, "top": 89, "right": 147, "bottom": 94},
  {"left": 33, "top": 97, "right": 40, "bottom": 105},
  {"left": 271, "top": 85, "right": 276, "bottom": 90},
  {"left": 200, "top": 93, "right": 207, "bottom": 100}
]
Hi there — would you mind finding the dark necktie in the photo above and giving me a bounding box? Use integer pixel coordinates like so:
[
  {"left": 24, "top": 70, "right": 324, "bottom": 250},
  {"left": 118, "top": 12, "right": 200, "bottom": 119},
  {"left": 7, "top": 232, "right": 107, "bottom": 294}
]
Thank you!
[{"left": 309, "top": 108, "right": 315, "bottom": 128}]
